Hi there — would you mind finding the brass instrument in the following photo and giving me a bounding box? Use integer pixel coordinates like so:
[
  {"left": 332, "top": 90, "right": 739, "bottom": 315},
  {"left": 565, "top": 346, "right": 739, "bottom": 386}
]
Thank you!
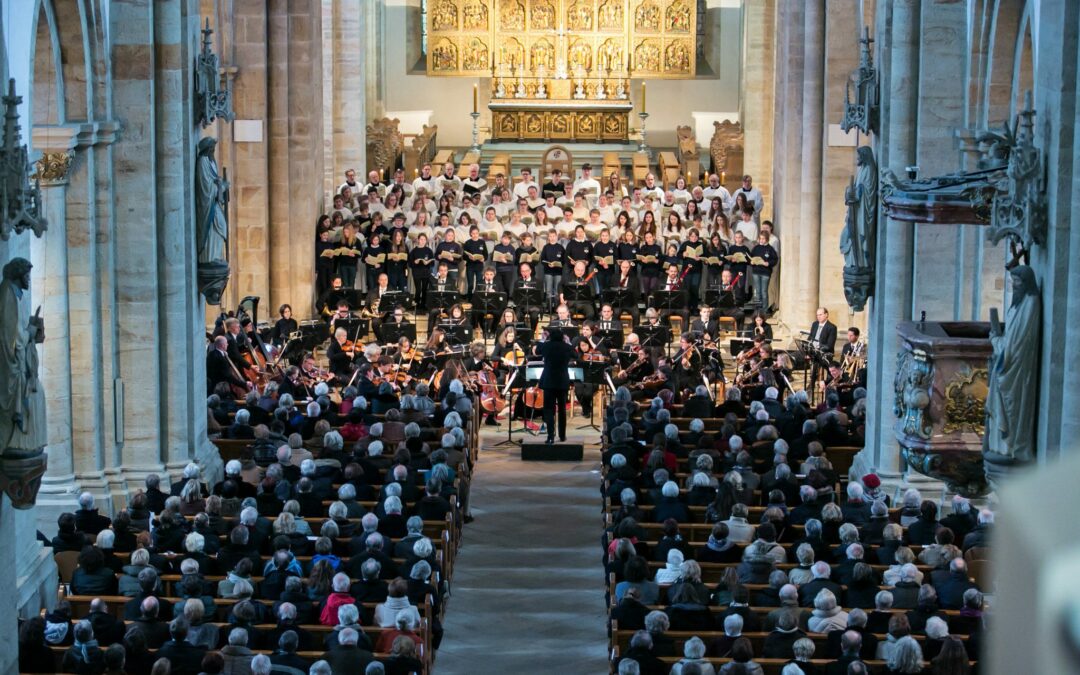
[{"left": 841, "top": 339, "right": 867, "bottom": 380}]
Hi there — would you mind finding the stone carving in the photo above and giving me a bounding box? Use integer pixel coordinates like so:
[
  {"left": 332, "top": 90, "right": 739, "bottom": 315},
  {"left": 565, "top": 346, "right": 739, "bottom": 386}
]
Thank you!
[
  {"left": 840, "top": 146, "right": 878, "bottom": 312},
  {"left": 840, "top": 26, "right": 879, "bottom": 136},
  {"left": 0, "top": 79, "right": 47, "bottom": 240},
  {"left": 195, "top": 20, "right": 235, "bottom": 129},
  {"left": 195, "top": 138, "right": 231, "bottom": 304},
  {"left": 0, "top": 258, "right": 47, "bottom": 462},
  {"left": 986, "top": 93, "right": 1046, "bottom": 257},
  {"left": 894, "top": 350, "right": 933, "bottom": 441},
  {"left": 943, "top": 366, "right": 989, "bottom": 436},
  {"left": 0, "top": 452, "right": 48, "bottom": 509},
  {"left": 530, "top": 38, "right": 556, "bottom": 72},
  {"left": 598, "top": 38, "right": 624, "bottom": 72},
  {"left": 30, "top": 151, "right": 74, "bottom": 186},
  {"left": 676, "top": 125, "right": 699, "bottom": 163},
  {"left": 984, "top": 265, "right": 1040, "bottom": 465},
  {"left": 709, "top": 120, "right": 744, "bottom": 174},
  {"left": 568, "top": 40, "right": 592, "bottom": 72}
]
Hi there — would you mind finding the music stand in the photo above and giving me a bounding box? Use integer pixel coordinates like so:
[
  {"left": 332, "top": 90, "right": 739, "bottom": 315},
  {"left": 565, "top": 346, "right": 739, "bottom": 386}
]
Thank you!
[
  {"left": 492, "top": 363, "right": 536, "bottom": 447},
  {"left": 510, "top": 322, "right": 534, "bottom": 349},
  {"left": 594, "top": 327, "right": 624, "bottom": 350},
  {"left": 706, "top": 288, "right": 736, "bottom": 309},
  {"left": 601, "top": 288, "right": 636, "bottom": 314},
  {"left": 574, "top": 360, "right": 607, "bottom": 432},
  {"left": 546, "top": 324, "right": 580, "bottom": 342},
  {"left": 650, "top": 289, "right": 688, "bottom": 315},
  {"left": 378, "top": 291, "right": 413, "bottom": 313},
  {"left": 512, "top": 286, "right": 545, "bottom": 312},
  {"left": 378, "top": 321, "right": 417, "bottom": 345},
  {"left": 438, "top": 323, "right": 473, "bottom": 346},
  {"left": 635, "top": 324, "right": 670, "bottom": 350},
  {"left": 729, "top": 338, "right": 755, "bottom": 357},
  {"left": 335, "top": 317, "right": 369, "bottom": 341},
  {"left": 471, "top": 290, "right": 507, "bottom": 335},
  {"left": 561, "top": 283, "right": 595, "bottom": 316},
  {"left": 427, "top": 290, "right": 459, "bottom": 318}
]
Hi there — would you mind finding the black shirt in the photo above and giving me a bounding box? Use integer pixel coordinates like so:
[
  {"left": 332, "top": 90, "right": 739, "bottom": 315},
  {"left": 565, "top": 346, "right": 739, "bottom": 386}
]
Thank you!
[
  {"left": 593, "top": 240, "right": 617, "bottom": 271},
  {"left": 540, "top": 242, "right": 566, "bottom": 275},
  {"left": 463, "top": 238, "right": 488, "bottom": 268},
  {"left": 750, "top": 243, "right": 779, "bottom": 276},
  {"left": 637, "top": 243, "right": 663, "bottom": 277},
  {"left": 564, "top": 238, "right": 593, "bottom": 267},
  {"left": 408, "top": 246, "right": 435, "bottom": 279}
]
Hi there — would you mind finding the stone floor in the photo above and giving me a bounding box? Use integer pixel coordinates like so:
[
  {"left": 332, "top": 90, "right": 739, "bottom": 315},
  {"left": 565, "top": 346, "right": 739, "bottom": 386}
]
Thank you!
[{"left": 436, "top": 414, "right": 610, "bottom": 674}]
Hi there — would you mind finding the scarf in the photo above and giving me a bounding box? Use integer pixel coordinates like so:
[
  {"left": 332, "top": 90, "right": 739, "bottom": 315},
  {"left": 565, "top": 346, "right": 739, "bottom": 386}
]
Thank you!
[
  {"left": 706, "top": 535, "right": 730, "bottom": 552},
  {"left": 44, "top": 620, "right": 69, "bottom": 645},
  {"left": 73, "top": 636, "right": 99, "bottom": 663}
]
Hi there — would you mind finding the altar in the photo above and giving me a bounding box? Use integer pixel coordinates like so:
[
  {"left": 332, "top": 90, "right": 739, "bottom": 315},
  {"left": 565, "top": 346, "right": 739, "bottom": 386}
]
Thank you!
[{"left": 489, "top": 99, "right": 632, "bottom": 142}]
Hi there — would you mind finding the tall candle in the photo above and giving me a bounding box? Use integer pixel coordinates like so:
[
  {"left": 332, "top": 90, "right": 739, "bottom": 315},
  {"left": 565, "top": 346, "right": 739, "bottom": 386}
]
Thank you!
[
  {"left": 473, "top": 83, "right": 478, "bottom": 114},
  {"left": 721, "top": 170, "right": 726, "bottom": 185},
  {"left": 641, "top": 82, "right": 646, "bottom": 113}
]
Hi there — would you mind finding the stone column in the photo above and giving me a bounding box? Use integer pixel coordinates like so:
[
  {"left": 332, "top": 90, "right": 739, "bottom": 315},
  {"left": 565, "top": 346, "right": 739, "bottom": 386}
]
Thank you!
[
  {"left": 332, "top": 0, "right": 366, "bottom": 192},
  {"left": 740, "top": 0, "right": 776, "bottom": 221},
  {"left": 267, "top": 0, "right": 324, "bottom": 317},
  {"left": 773, "top": 1, "right": 806, "bottom": 328},
  {"left": 28, "top": 127, "right": 79, "bottom": 518},
  {"left": 794, "top": 0, "right": 825, "bottom": 320},
  {"left": 909, "top": 0, "right": 968, "bottom": 320},
  {"left": 856, "top": 0, "right": 920, "bottom": 483}
]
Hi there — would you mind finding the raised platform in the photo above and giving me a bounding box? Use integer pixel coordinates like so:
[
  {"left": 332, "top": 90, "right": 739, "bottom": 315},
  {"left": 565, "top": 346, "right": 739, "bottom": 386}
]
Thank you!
[
  {"left": 477, "top": 141, "right": 644, "bottom": 175},
  {"left": 521, "top": 442, "right": 585, "bottom": 462}
]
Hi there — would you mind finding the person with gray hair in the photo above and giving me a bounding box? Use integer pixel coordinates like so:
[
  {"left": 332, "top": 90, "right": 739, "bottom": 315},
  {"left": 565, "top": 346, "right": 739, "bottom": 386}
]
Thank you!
[
  {"left": 617, "top": 659, "right": 641, "bottom": 675},
  {"left": 320, "top": 623, "right": 375, "bottom": 674},
  {"left": 615, "top": 630, "right": 660, "bottom": 675},
  {"left": 74, "top": 492, "right": 112, "bottom": 535},
  {"left": 59, "top": 620, "right": 104, "bottom": 674},
  {"left": 807, "top": 589, "right": 848, "bottom": 633},
  {"left": 670, "top": 636, "right": 716, "bottom": 675},
  {"left": 887, "top": 635, "right": 925, "bottom": 674},
  {"left": 653, "top": 480, "right": 690, "bottom": 523},
  {"left": 307, "top": 661, "right": 331, "bottom": 675},
  {"left": 220, "top": 627, "right": 256, "bottom": 674}
]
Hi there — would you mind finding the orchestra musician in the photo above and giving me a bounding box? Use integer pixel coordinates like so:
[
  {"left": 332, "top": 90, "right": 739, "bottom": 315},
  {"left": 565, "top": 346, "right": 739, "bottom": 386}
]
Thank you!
[
  {"left": 653, "top": 264, "right": 690, "bottom": 328},
  {"left": 470, "top": 267, "right": 503, "bottom": 339},
  {"left": 610, "top": 333, "right": 655, "bottom": 395},
  {"left": 560, "top": 261, "right": 596, "bottom": 320},
  {"left": 672, "top": 333, "right": 703, "bottom": 398},
  {"left": 808, "top": 307, "right": 838, "bottom": 356},
  {"left": 750, "top": 311, "right": 773, "bottom": 341},
  {"left": 549, "top": 304, "right": 575, "bottom": 328},
  {"left": 714, "top": 268, "right": 748, "bottom": 324},
  {"left": 325, "top": 328, "right": 357, "bottom": 384},
  {"left": 377, "top": 305, "right": 412, "bottom": 343},
  {"left": 573, "top": 335, "right": 600, "bottom": 418},
  {"left": 223, "top": 318, "right": 251, "bottom": 373},
  {"left": 277, "top": 364, "right": 305, "bottom": 400},
  {"left": 840, "top": 326, "right": 863, "bottom": 360},
  {"left": 611, "top": 259, "right": 641, "bottom": 326},
  {"left": 690, "top": 305, "right": 719, "bottom": 342},
  {"left": 427, "top": 262, "right": 455, "bottom": 327},
  {"left": 271, "top": 304, "right": 298, "bottom": 347},
  {"left": 207, "top": 335, "right": 249, "bottom": 395},
  {"left": 594, "top": 305, "right": 623, "bottom": 349},
  {"left": 365, "top": 272, "right": 393, "bottom": 332},
  {"left": 318, "top": 276, "right": 345, "bottom": 317},
  {"left": 511, "top": 263, "right": 542, "bottom": 332},
  {"left": 328, "top": 300, "right": 355, "bottom": 333}
]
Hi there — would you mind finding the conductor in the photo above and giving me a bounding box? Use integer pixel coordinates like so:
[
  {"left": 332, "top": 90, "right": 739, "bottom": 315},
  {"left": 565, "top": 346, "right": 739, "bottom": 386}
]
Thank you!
[{"left": 535, "top": 327, "right": 576, "bottom": 444}]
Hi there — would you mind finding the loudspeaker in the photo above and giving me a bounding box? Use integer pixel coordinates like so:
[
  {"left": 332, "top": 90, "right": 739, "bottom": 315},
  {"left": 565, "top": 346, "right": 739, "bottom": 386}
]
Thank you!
[{"left": 521, "top": 442, "right": 584, "bottom": 461}]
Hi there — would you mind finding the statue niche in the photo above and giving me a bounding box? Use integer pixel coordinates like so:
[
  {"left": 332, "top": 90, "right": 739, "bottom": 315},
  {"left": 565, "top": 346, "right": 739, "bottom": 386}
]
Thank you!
[
  {"left": 983, "top": 264, "right": 1041, "bottom": 489},
  {"left": 195, "top": 137, "right": 231, "bottom": 305},
  {"left": 840, "top": 146, "right": 878, "bottom": 312}
]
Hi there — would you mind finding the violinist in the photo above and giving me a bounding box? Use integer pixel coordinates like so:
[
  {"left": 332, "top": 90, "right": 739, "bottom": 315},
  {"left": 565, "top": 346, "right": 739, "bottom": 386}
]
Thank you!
[
  {"left": 672, "top": 333, "right": 703, "bottom": 397},
  {"left": 326, "top": 328, "right": 357, "bottom": 382},
  {"left": 271, "top": 304, "right": 298, "bottom": 347},
  {"left": 559, "top": 260, "right": 595, "bottom": 320},
  {"left": 611, "top": 333, "right": 654, "bottom": 392},
  {"left": 424, "top": 326, "right": 449, "bottom": 355},
  {"left": 573, "top": 335, "right": 599, "bottom": 418},
  {"left": 277, "top": 365, "right": 305, "bottom": 400},
  {"left": 773, "top": 351, "right": 795, "bottom": 397},
  {"left": 736, "top": 334, "right": 767, "bottom": 366},
  {"left": 393, "top": 336, "right": 417, "bottom": 365}
]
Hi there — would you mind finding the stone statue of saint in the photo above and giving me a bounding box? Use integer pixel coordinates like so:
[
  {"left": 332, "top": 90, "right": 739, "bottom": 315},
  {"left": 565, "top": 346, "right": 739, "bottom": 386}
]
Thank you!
[
  {"left": 0, "top": 258, "right": 47, "bottom": 458},
  {"left": 985, "top": 264, "right": 1040, "bottom": 462},
  {"left": 840, "top": 146, "right": 878, "bottom": 271},
  {"left": 196, "top": 137, "right": 229, "bottom": 265}
]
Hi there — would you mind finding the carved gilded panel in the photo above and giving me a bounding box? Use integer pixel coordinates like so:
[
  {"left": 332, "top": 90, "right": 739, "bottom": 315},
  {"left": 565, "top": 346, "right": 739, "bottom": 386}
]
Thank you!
[
  {"left": 528, "top": 0, "right": 557, "bottom": 30},
  {"left": 566, "top": 0, "right": 594, "bottom": 31},
  {"left": 529, "top": 37, "right": 558, "bottom": 72},
  {"left": 500, "top": 0, "right": 527, "bottom": 30},
  {"left": 429, "top": 0, "right": 694, "bottom": 78}
]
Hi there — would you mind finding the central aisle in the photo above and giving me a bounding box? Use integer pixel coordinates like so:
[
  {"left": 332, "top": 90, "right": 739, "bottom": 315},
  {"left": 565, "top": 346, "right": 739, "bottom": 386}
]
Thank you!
[{"left": 436, "top": 423, "right": 610, "bottom": 673}]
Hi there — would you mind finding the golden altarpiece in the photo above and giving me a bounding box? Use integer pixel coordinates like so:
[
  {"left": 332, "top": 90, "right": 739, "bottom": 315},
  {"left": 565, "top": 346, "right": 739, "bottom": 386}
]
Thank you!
[{"left": 426, "top": 0, "right": 697, "bottom": 142}]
